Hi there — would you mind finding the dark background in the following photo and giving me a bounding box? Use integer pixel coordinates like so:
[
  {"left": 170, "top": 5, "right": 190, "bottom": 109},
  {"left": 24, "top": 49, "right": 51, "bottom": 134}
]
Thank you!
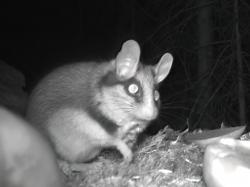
[{"left": 1, "top": 0, "right": 250, "bottom": 132}]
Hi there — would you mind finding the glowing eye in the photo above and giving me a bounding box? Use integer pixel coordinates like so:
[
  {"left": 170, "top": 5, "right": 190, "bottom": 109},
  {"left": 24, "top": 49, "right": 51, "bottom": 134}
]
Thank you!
[
  {"left": 128, "top": 83, "right": 139, "bottom": 95},
  {"left": 154, "top": 90, "right": 160, "bottom": 101}
]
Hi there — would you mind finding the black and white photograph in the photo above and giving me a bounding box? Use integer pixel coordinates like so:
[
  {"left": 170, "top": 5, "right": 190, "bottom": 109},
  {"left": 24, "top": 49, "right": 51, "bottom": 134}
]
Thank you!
[{"left": 1, "top": 0, "right": 250, "bottom": 186}]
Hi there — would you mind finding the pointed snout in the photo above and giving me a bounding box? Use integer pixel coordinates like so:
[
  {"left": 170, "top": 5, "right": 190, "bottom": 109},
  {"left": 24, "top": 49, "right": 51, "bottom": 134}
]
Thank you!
[{"left": 140, "top": 105, "right": 158, "bottom": 121}]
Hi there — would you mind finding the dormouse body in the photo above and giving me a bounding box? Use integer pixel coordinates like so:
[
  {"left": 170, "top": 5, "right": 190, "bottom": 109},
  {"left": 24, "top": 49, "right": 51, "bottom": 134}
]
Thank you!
[{"left": 26, "top": 40, "right": 173, "bottom": 163}]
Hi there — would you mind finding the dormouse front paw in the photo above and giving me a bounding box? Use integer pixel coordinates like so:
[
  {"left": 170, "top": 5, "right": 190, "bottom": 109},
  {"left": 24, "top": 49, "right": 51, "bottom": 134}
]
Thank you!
[
  {"left": 123, "top": 125, "right": 143, "bottom": 147},
  {"left": 113, "top": 139, "right": 133, "bottom": 163}
]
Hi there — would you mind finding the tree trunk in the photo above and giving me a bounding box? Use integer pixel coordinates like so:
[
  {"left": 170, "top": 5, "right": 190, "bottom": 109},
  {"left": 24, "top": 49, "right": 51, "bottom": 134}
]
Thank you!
[
  {"left": 234, "top": 0, "right": 246, "bottom": 124},
  {"left": 192, "top": 0, "right": 214, "bottom": 129}
]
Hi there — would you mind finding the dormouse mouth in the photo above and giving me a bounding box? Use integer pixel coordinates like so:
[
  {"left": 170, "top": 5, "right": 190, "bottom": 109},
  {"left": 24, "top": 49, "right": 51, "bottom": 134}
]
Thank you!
[
  {"left": 135, "top": 119, "right": 150, "bottom": 126},
  {"left": 122, "top": 124, "right": 143, "bottom": 142},
  {"left": 132, "top": 125, "right": 143, "bottom": 133},
  {"left": 129, "top": 121, "right": 147, "bottom": 133}
]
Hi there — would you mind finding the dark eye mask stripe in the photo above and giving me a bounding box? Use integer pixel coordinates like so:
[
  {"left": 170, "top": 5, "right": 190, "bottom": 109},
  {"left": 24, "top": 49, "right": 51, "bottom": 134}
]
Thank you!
[
  {"left": 99, "top": 71, "right": 122, "bottom": 87},
  {"left": 99, "top": 71, "right": 144, "bottom": 103},
  {"left": 124, "top": 79, "right": 143, "bottom": 103}
]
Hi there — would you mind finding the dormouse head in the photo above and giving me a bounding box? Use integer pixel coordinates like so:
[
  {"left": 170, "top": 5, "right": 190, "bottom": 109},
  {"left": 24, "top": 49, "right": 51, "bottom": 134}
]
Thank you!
[{"left": 99, "top": 40, "right": 173, "bottom": 128}]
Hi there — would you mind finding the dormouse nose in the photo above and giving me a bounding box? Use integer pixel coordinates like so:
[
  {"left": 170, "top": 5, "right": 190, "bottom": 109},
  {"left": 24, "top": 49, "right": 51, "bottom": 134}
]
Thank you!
[{"left": 141, "top": 105, "right": 158, "bottom": 121}]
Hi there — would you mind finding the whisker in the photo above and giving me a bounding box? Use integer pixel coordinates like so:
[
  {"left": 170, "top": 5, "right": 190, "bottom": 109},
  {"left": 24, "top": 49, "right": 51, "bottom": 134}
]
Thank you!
[
  {"left": 157, "top": 118, "right": 171, "bottom": 127},
  {"left": 157, "top": 117, "right": 174, "bottom": 128},
  {"left": 160, "top": 106, "right": 190, "bottom": 110},
  {"left": 161, "top": 100, "right": 187, "bottom": 104},
  {"left": 159, "top": 112, "right": 187, "bottom": 122}
]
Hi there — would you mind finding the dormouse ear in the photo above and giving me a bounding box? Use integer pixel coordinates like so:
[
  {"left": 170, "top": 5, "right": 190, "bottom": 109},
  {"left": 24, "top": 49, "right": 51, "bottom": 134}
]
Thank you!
[
  {"left": 115, "top": 40, "right": 141, "bottom": 80},
  {"left": 154, "top": 53, "right": 173, "bottom": 83}
]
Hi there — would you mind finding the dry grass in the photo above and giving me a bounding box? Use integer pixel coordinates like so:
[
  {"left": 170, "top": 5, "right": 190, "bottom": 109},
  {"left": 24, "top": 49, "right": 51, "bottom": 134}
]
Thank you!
[{"left": 63, "top": 127, "right": 206, "bottom": 187}]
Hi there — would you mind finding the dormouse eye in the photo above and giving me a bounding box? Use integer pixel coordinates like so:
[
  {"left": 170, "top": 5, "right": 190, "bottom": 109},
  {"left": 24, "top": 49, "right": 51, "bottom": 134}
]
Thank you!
[
  {"left": 154, "top": 90, "right": 160, "bottom": 101},
  {"left": 128, "top": 83, "right": 139, "bottom": 95}
]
